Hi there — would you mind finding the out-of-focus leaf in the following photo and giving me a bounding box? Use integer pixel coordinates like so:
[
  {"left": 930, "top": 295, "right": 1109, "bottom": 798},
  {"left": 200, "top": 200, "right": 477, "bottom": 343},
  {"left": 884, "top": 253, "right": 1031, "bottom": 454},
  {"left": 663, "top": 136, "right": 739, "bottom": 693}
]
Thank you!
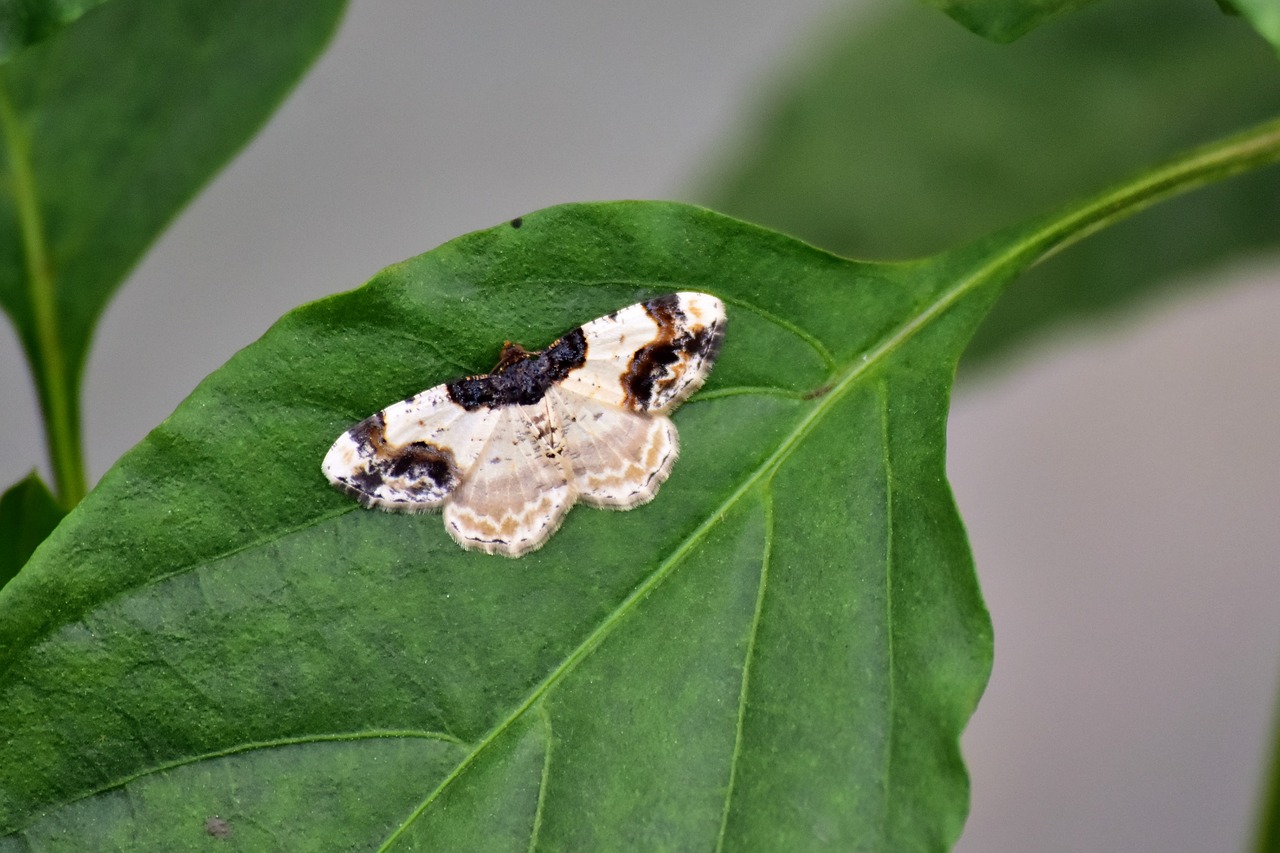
[
  {"left": 0, "top": 201, "right": 1009, "bottom": 848},
  {"left": 0, "top": 472, "right": 63, "bottom": 589},
  {"left": 1233, "top": 0, "right": 1280, "bottom": 53},
  {"left": 701, "top": 0, "right": 1280, "bottom": 368},
  {"left": 0, "top": 0, "right": 347, "bottom": 501},
  {"left": 918, "top": 0, "right": 1099, "bottom": 41},
  {"left": 0, "top": 0, "right": 110, "bottom": 62}
]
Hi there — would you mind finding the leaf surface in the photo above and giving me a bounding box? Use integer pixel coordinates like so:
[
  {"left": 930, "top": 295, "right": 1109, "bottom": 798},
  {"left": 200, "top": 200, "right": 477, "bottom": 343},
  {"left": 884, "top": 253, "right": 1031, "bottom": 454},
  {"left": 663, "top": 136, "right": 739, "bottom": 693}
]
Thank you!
[
  {"left": 0, "top": 202, "right": 1002, "bottom": 849},
  {"left": 0, "top": 472, "right": 63, "bottom": 589},
  {"left": 701, "top": 0, "right": 1280, "bottom": 369},
  {"left": 0, "top": 0, "right": 346, "bottom": 500}
]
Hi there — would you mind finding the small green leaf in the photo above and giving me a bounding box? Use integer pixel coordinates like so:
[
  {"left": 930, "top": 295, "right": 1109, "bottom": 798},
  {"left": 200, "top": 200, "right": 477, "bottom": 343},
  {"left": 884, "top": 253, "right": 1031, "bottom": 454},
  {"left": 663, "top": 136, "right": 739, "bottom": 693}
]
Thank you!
[
  {"left": 0, "top": 0, "right": 111, "bottom": 62},
  {"left": 917, "top": 0, "right": 1099, "bottom": 41},
  {"left": 0, "top": 472, "right": 63, "bottom": 589},
  {"left": 0, "top": 0, "right": 347, "bottom": 503},
  {"left": 701, "top": 0, "right": 1280, "bottom": 369},
  {"left": 0, "top": 202, "right": 1000, "bottom": 848}
]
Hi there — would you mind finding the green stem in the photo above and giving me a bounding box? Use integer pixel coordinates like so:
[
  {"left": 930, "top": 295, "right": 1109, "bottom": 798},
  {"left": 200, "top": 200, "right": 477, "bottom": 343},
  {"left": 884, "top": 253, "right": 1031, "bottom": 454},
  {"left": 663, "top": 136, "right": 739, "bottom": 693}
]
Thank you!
[
  {"left": 1256, "top": 670, "right": 1280, "bottom": 853},
  {"left": 1000, "top": 114, "right": 1280, "bottom": 271},
  {"left": 0, "top": 75, "right": 86, "bottom": 507}
]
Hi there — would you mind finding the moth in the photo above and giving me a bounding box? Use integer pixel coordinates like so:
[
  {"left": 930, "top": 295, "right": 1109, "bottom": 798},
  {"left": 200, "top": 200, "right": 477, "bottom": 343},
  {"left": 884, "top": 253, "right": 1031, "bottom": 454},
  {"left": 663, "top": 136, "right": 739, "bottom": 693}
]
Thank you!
[{"left": 322, "top": 292, "right": 726, "bottom": 556}]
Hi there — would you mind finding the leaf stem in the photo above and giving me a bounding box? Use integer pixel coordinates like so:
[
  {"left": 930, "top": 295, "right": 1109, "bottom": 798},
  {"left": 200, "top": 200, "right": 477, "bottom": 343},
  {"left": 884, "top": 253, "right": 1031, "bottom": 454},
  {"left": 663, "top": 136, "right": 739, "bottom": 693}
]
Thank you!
[
  {"left": 0, "top": 74, "right": 86, "bottom": 507},
  {"left": 999, "top": 113, "right": 1280, "bottom": 272}
]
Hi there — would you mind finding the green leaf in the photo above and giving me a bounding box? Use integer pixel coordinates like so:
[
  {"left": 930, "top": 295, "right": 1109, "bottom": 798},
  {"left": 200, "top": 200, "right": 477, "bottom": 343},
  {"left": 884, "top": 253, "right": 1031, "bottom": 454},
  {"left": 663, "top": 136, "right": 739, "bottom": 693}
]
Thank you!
[
  {"left": 0, "top": 201, "right": 1000, "bottom": 848},
  {"left": 0, "top": 0, "right": 347, "bottom": 504},
  {"left": 0, "top": 0, "right": 110, "bottom": 62},
  {"left": 701, "top": 0, "right": 1280, "bottom": 369},
  {"left": 0, "top": 472, "right": 63, "bottom": 589},
  {"left": 917, "top": 0, "right": 1099, "bottom": 41},
  {"left": 4, "top": 104, "right": 1277, "bottom": 841},
  {"left": 1233, "top": 0, "right": 1280, "bottom": 54}
]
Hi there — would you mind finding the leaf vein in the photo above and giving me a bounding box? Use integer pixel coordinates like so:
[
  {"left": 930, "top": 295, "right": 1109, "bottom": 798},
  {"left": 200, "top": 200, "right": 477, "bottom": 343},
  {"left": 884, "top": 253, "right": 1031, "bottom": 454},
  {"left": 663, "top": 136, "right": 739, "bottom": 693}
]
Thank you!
[
  {"left": 5, "top": 729, "right": 465, "bottom": 836},
  {"left": 527, "top": 704, "right": 553, "bottom": 853},
  {"left": 878, "top": 379, "right": 896, "bottom": 837},
  {"left": 714, "top": 486, "right": 773, "bottom": 852},
  {"left": 689, "top": 386, "right": 805, "bottom": 403},
  {"left": 718, "top": 294, "right": 837, "bottom": 370}
]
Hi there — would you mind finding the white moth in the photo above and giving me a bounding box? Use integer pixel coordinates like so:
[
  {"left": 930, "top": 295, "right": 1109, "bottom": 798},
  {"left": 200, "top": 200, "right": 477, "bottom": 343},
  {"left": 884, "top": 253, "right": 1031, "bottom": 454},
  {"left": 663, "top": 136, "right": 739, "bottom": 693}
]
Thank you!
[{"left": 323, "top": 292, "right": 726, "bottom": 557}]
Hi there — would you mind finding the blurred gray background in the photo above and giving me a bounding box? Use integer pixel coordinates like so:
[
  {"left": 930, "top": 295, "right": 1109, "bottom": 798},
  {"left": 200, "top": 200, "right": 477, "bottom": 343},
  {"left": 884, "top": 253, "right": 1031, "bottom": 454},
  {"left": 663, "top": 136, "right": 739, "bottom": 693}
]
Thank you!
[{"left": 2, "top": 1, "right": 1278, "bottom": 849}]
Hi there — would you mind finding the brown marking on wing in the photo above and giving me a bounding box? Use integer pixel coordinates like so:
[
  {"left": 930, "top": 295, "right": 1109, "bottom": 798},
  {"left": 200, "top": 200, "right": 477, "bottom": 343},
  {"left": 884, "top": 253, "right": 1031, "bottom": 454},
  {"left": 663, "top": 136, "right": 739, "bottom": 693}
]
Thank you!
[
  {"left": 341, "top": 411, "right": 461, "bottom": 501},
  {"left": 621, "top": 294, "right": 722, "bottom": 412}
]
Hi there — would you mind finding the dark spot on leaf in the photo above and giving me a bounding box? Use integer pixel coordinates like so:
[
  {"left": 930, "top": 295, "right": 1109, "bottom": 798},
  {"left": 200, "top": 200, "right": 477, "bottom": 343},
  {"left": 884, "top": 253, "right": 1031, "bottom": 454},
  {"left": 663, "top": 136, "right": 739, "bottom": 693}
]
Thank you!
[{"left": 205, "top": 816, "right": 231, "bottom": 839}]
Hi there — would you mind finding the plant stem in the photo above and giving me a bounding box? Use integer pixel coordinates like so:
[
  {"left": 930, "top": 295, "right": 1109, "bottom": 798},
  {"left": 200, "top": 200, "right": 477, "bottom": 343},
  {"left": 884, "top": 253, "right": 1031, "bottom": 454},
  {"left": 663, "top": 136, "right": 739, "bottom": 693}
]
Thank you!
[
  {"left": 1256, "top": 670, "right": 1280, "bottom": 853},
  {"left": 1003, "top": 114, "right": 1280, "bottom": 270},
  {"left": 0, "top": 76, "right": 86, "bottom": 506}
]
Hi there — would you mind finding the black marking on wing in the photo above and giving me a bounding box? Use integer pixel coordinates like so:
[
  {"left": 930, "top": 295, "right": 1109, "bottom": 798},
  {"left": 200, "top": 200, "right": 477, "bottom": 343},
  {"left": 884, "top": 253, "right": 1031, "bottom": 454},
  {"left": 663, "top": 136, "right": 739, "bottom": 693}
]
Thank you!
[{"left": 446, "top": 326, "right": 588, "bottom": 411}]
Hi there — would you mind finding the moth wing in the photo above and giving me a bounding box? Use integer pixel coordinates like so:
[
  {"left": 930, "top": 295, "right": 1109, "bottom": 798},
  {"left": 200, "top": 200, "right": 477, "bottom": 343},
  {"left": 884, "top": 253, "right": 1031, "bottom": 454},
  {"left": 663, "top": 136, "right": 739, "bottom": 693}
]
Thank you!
[
  {"left": 556, "top": 292, "right": 726, "bottom": 414},
  {"left": 444, "top": 404, "right": 575, "bottom": 556},
  {"left": 322, "top": 385, "right": 499, "bottom": 511},
  {"left": 553, "top": 301, "right": 664, "bottom": 409},
  {"left": 547, "top": 386, "right": 679, "bottom": 509}
]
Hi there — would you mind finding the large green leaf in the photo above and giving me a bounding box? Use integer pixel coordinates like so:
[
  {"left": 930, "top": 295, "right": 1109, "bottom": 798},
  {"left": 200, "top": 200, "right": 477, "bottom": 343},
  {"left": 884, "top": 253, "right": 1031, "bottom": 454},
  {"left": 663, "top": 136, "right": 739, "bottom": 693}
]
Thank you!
[
  {"left": 0, "top": 202, "right": 1003, "bottom": 849},
  {"left": 6, "top": 102, "right": 1277, "bottom": 839},
  {"left": 701, "top": 0, "right": 1280, "bottom": 369},
  {"left": 918, "top": 0, "right": 1099, "bottom": 41},
  {"left": 0, "top": 0, "right": 347, "bottom": 502},
  {"left": 0, "top": 472, "right": 63, "bottom": 589}
]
